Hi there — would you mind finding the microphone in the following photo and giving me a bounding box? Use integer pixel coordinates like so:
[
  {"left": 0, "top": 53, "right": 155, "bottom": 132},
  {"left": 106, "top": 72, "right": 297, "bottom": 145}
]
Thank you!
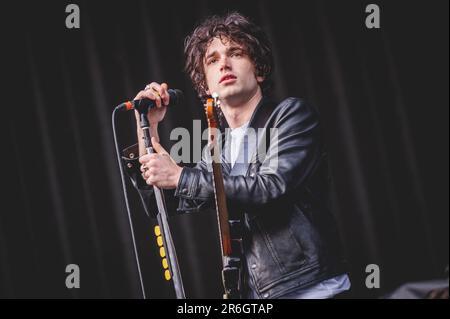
[{"left": 116, "top": 89, "right": 184, "bottom": 113}]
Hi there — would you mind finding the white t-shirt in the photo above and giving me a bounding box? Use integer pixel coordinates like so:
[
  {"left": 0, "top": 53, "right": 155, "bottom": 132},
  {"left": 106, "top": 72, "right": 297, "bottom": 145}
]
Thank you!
[{"left": 229, "top": 121, "right": 250, "bottom": 168}]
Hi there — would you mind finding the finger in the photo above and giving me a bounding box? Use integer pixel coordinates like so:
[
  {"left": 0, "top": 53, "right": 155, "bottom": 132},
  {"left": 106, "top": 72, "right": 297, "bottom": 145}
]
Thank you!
[
  {"left": 147, "top": 82, "right": 162, "bottom": 93},
  {"left": 140, "top": 156, "right": 159, "bottom": 170},
  {"left": 160, "top": 83, "right": 170, "bottom": 106},
  {"left": 134, "top": 90, "right": 150, "bottom": 100},
  {"left": 144, "top": 168, "right": 155, "bottom": 179},
  {"left": 134, "top": 90, "right": 159, "bottom": 103},
  {"left": 139, "top": 154, "right": 152, "bottom": 164},
  {"left": 147, "top": 82, "right": 163, "bottom": 107},
  {"left": 139, "top": 153, "right": 159, "bottom": 163},
  {"left": 152, "top": 89, "right": 162, "bottom": 108},
  {"left": 151, "top": 137, "right": 169, "bottom": 155},
  {"left": 146, "top": 176, "right": 156, "bottom": 186}
]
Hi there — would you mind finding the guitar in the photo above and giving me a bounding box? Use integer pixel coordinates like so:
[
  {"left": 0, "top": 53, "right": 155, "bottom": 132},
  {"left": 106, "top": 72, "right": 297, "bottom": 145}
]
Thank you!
[{"left": 204, "top": 93, "right": 243, "bottom": 299}]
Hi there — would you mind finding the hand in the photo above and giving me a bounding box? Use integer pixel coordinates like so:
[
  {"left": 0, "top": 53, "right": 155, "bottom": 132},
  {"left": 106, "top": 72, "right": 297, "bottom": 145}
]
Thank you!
[
  {"left": 134, "top": 82, "right": 170, "bottom": 125},
  {"left": 139, "top": 137, "right": 183, "bottom": 189},
  {"left": 426, "top": 287, "right": 449, "bottom": 299}
]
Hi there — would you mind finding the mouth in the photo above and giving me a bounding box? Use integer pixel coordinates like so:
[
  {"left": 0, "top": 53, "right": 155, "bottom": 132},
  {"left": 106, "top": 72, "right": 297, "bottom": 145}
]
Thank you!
[{"left": 219, "top": 74, "right": 237, "bottom": 84}]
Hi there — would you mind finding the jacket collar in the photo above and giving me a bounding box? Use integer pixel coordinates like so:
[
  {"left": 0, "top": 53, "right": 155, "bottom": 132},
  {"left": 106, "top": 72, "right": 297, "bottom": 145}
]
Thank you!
[
  {"left": 248, "top": 95, "right": 276, "bottom": 130},
  {"left": 220, "top": 95, "right": 276, "bottom": 175},
  {"left": 220, "top": 95, "right": 276, "bottom": 132}
]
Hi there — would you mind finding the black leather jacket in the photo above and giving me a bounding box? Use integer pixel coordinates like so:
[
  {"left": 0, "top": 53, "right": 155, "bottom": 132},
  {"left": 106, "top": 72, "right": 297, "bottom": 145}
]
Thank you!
[{"left": 122, "top": 96, "right": 347, "bottom": 299}]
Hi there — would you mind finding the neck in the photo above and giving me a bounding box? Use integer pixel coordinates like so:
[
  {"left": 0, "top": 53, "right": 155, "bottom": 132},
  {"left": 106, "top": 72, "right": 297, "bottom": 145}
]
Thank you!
[{"left": 220, "top": 88, "right": 263, "bottom": 128}]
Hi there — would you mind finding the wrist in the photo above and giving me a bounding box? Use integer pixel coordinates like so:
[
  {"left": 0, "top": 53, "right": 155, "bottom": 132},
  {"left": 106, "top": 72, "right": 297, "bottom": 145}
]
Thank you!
[
  {"left": 173, "top": 165, "right": 183, "bottom": 188},
  {"left": 149, "top": 124, "right": 159, "bottom": 140}
]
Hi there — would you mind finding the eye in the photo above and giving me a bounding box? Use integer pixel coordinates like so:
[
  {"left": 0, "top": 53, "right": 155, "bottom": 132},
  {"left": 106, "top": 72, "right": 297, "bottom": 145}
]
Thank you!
[
  {"left": 231, "top": 51, "right": 242, "bottom": 57},
  {"left": 207, "top": 58, "right": 218, "bottom": 65}
]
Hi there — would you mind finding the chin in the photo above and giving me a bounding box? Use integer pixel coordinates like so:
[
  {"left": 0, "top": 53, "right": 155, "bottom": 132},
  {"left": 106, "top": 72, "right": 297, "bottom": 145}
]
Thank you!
[{"left": 217, "top": 86, "right": 240, "bottom": 99}]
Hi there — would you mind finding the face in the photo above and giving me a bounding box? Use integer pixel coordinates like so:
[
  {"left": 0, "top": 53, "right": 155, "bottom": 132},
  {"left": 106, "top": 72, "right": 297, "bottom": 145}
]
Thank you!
[{"left": 203, "top": 37, "right": 264, "bottom": 106}]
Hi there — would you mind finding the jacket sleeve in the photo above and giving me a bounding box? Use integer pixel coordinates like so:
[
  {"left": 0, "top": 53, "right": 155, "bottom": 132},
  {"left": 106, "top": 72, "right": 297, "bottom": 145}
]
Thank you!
[{"left": 173, "top": 98, "right": 322, "bottom": 212}]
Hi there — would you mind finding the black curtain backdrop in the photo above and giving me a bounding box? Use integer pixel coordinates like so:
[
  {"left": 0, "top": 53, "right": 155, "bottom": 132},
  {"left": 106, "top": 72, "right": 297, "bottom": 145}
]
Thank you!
[{"left": 1, "top": 0, "right": 448, "bottom": 298}]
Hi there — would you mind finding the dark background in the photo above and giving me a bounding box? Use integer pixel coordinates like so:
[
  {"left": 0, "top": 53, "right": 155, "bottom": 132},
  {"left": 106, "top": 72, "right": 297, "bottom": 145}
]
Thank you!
[{"left": 0, "top": 0, "right": 448, "bottom": 298}]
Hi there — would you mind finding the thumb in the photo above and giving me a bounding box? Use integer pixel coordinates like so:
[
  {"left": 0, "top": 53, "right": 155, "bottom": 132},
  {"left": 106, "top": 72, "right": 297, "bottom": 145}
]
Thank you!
[{"left": 151, "top": 136, "right": 169, "bottom": 155}]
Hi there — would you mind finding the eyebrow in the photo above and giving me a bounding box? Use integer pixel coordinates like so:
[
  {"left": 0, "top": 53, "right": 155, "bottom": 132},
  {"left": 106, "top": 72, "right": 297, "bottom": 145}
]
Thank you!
[{"left": 204, "top": 46, "right": 245, "bottom": 62}]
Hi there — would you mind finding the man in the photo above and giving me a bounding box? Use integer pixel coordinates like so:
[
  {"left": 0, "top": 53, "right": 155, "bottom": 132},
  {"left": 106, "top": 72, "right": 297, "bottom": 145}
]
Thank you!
[{"left": 123, "top": 12, "right": 350, "bottom": 299}]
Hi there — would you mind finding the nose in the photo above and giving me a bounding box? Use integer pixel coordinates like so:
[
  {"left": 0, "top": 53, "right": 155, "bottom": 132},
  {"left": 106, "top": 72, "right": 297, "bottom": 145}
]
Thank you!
[{"left": 219, "top": 56, "right": 231, "bottom": 72}]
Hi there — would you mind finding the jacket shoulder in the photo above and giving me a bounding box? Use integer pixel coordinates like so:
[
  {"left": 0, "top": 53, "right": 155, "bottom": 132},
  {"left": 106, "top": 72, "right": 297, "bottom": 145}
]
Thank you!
[
  {"left": 276, "top": 97, "right": 317, "bottom": 113},
  {"left": 272, "top": 97, "right": 319, "bottom": 127}
]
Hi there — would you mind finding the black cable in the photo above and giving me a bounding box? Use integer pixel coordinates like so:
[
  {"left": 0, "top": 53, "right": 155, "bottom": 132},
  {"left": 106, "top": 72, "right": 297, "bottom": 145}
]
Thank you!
[{"left": 111, "top": 108, "right": 146, "bottom": 299}]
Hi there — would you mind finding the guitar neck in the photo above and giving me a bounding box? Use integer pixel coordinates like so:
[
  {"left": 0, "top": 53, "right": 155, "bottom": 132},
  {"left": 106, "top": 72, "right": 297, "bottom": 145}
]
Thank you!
[{"left": 211, "top": 161, "right": 232, "bottom": 256}]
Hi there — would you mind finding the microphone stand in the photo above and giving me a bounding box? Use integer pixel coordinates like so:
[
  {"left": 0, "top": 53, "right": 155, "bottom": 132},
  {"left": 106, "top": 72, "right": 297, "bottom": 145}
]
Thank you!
[{"left": 138, "top": 109, "right": 186, "bottom": 299}]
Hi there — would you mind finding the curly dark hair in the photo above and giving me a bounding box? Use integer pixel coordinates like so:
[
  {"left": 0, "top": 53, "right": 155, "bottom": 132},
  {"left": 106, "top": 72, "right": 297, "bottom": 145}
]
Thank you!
[{"left": 184, "top": 12, "right": 274, "bottom": 97}]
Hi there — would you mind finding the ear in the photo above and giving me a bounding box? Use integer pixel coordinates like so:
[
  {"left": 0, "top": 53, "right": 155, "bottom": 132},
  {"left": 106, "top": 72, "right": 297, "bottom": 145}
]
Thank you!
[{"left": 256, "top": 75, "right": 264, "bottom": 84}]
